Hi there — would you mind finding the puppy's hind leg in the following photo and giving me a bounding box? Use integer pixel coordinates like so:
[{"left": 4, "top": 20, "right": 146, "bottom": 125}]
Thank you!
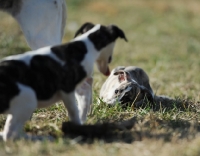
[{"left": 1, "top": 84, "right": 37, "bottom": 141}]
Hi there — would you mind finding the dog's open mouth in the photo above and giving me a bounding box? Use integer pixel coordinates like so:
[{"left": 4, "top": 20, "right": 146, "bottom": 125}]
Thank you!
[
  {"left": 118, "top": 72, "right": 126, "bottom": 82},
  {"left": 117, "top": 73, "right": 137, "bottom": 104},
  {"left": 112, "top": 76, "right": 154, "bottom": 107}
]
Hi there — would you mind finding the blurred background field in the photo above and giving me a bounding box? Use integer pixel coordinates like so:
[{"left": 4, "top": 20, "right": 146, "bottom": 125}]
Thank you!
[{"left": 0, "top": 0, "right": 200, "bottom": 155}]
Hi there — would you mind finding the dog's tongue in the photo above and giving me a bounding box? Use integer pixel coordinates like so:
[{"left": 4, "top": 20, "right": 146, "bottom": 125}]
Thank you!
[{"left": 104, "top": 67, "right": 110, "bottom": 76}]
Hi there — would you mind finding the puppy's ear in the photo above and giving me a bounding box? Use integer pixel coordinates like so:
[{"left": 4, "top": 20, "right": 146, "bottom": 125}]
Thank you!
[
  {"left": 74, "top": 22, "right": 95, "bottom": 38},
  {"left": 112, "top": 66, "right": 126, "bottom": 75},
  {"left": 110, "top": 25, "right": 128, "bottom": 42},
  {"left": 113, "top": 70, "right": 124, "bottom": 75}
]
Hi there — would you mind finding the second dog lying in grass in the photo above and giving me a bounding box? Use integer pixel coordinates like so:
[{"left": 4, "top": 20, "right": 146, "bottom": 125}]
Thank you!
[
  {"left": 0, "top": 23, "right": 127, "bottom": 141},
  {"left": 100, "top": 66, "right": 194, "bottom": 110},
  {"left": 100, "top": 66, "right": 154, "bottom": 107}
]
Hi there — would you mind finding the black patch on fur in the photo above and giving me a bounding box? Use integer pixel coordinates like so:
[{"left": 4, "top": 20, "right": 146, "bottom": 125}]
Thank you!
[
  {"left": 0, "top": 61, "right": 24, "bottom": 113},
  {"left": 26, "top": 56, "right": 63, "bottom": 100},
  {"left": 51, "top": 41, "right": 88, "bottom": 92},
  {"left": 51, "top": 41, "right": 87, "bottom": 63},
  {"left": 0, "top": 42, "right": 88, "bottom": 112},
  {"left": 88, "top": 25, "right": 127, "bottom": 51},
  {"left": 27, "top": 55, "right": 86, "bottom": 99}
]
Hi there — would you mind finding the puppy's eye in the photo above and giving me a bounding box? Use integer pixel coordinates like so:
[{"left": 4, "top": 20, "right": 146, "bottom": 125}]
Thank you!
[
  {"left": 108, "top": 56, "right": 112, "bottom": 63},
  {"left": 115, "top": 89, "right": 119, "bottom": 94}
]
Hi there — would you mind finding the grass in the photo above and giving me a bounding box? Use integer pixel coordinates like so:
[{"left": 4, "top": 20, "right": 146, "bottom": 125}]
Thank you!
[{"left": 0, "top": 0, "right": 200, "bottom": 155}]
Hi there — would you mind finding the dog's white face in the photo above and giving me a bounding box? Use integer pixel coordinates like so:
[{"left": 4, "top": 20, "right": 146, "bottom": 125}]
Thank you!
[{"left": 96, "top": 42, "right": 115, "bottom": 76}]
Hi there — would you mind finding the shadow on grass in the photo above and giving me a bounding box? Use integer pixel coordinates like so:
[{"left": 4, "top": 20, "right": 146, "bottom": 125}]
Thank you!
[
  {"left": 62, "top": 115, "right": 200, "bottom": 144},
  {"left": 62, "top": 117, "right": 137, "bottom": 143}
]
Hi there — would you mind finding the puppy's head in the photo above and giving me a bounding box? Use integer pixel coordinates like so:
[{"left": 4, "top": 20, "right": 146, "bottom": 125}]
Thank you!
[
  {"left": 74, "top": 22, "right": 128, "bottom": 76},
  {"left": 100, "top": 67, "right": 153, "bottom": 106},
  {"left": 100, "top": 68, "right": 138, "bottom": 105}
]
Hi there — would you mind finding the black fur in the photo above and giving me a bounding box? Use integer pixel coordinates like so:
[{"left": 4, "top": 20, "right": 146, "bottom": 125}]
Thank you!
[
  {"left": 108, "top": 25, "right": 128, "bottom": 42},
  {"left": 51, "top": 41, "right": 88, "bottom": 93},
  {"left": 0, "top": 41, "right": 88, "bottom": 113},
  {"left": 88, "top": 25, "right": 127, "bottom": 51},
  {"left": 74, "top": 23, "right": 128, "bottom": 51},
  {"left": 0, "top": 61, "right": 20, "bottom": 113},
  {"left": 51, "top": 41, "right": 87, "bottom": 63}
]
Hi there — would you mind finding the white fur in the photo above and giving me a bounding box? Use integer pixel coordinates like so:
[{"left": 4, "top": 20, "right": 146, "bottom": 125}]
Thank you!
[{"left": 3, "top": 46, "right": 65, "bottom": 66}]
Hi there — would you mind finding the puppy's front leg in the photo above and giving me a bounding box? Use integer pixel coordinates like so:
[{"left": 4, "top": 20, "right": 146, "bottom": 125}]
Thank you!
[
  {"left": 75, "top": 77, "right": 93, "bottom": 124},
  {"left": 61, "top": 91, "right": 81, "bottom": 125}
]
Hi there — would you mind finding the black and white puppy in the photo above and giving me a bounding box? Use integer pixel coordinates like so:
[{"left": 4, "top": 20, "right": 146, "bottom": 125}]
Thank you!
[
  {"left": 73, "top": 23, "right": 128, "bottom": 122},
  {"left": 0, "top": 24, "right": 127, "bottom": 141},
  {"left": 0, "top": 0, "right": 66, "bottom": 50}
]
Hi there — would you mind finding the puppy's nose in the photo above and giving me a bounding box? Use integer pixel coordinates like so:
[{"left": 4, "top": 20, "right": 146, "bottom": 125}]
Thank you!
[{"left": 104, "top": 67, "right": 110, "bottom": 76}]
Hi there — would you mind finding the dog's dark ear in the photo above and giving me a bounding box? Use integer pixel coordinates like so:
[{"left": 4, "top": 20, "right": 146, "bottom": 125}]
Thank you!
[
  {"left": 74, "top": 22, "right": 95, "bottom": 38},
  {"left": 110, "top": 25, "right": 128, "bottom": 42}
]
